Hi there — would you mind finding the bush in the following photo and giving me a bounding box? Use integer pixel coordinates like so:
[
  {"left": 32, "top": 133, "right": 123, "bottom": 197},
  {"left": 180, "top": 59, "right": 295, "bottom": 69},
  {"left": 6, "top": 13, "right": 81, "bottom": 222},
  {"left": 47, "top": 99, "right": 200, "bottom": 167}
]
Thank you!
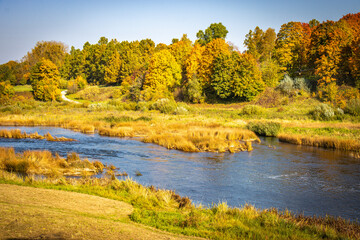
[
  {"left": 256, "top": 88, "right": 283, "bottom": 108},
  {"left": 246, "top": 121, "right": 281, "bottom": 137},
  {"left": 240, "top": 105, "right": 264, "bottom": 116},
  {"left": 67, "top": 76, "right": 88, "bottom": 94},
  {"left": 150, "top": 98, "right": 177, "bottom": 114},
  {"left": 277, "top": 75, "right": 311, "bottom": 96},
  {"left": 0, "top": 81, "right": 15, "bottom": 104},
  {"left": 345, "top": 99, "right": 360, "bottom": 116},
  {"left": 309, "top": 103, "right": 335, "bottom": 121},
  {"left": 277, "top": 74, "right": 294, "bottom": 95}
]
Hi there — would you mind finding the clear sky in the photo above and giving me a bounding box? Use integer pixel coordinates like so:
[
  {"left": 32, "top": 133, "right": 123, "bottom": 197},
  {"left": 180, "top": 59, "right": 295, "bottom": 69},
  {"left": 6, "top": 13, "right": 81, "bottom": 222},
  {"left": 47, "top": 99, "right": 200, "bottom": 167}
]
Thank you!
[{"left": 0, "top": 0, "right": 359, "bottom": 64}]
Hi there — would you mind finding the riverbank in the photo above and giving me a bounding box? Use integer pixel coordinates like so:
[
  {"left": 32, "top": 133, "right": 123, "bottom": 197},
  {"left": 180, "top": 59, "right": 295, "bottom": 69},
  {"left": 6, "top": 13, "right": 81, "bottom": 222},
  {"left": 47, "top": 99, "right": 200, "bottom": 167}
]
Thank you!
[
  {"left": 1, "top": 167, "right": 359, "bottom": 240},
  {"left": 0, "top": 183, "right": 198, "bottom": 240}
]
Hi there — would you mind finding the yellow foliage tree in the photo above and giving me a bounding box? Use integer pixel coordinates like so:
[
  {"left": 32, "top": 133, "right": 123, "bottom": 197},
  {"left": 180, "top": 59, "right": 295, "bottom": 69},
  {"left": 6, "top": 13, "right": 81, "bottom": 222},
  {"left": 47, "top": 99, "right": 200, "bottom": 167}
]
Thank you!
[
  {"left": 198, "top": 38, "right": 231, "bottom": 86},
  {"left": 30, "top": 59, "right": 61, "bottom": 101},
  {"left": 104, "top": 51, "right": 121, "bottom": 85},
  {"left": 142, "top": 50, "right": 181, "bottom": 100}
]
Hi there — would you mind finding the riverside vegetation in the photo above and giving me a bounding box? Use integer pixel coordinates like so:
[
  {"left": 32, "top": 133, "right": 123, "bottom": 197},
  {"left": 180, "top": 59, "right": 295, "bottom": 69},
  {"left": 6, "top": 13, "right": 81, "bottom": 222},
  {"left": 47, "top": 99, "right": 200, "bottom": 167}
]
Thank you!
[{"left": 0, "top": 148, "right": 359, "bottom": 239}]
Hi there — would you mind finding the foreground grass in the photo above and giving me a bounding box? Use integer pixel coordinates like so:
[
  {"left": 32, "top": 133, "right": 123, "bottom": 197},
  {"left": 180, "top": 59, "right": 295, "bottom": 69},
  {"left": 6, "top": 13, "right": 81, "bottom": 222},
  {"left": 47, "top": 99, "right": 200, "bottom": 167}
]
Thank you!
[
  {"left": 0, "top": 148, "right": 359, "bottom": 240},
  {"left": 0, "top": 184, "right": 196, "bottom": 240},
  {"left": 1, "top": 170, "right": 359, "bottom": 240}
]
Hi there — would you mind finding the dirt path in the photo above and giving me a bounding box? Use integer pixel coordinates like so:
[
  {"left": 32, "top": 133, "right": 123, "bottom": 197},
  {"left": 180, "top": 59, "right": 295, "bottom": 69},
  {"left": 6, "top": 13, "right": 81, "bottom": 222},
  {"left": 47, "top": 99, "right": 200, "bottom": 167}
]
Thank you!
[
  {"left": 61, "top": 90, "right": 80, "bottom": 104},
  {"left": 0, "top": 184, "right": 200, "bottom": 240}
]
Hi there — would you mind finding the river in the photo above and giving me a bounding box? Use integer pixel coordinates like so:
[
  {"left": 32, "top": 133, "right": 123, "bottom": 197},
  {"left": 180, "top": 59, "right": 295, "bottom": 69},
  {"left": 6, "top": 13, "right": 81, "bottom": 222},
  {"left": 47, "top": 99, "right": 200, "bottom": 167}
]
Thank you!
[{"left": 0, "top": 126, "right": 359, "bottom": 221}]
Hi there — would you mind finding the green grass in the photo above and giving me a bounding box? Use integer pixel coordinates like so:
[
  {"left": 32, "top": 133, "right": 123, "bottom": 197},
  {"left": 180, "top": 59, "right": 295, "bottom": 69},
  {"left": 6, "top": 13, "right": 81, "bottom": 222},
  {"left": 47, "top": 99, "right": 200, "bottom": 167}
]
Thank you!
[
  {"left": 283, "top": 127, "right": 360, "bottom": 140},
  {"left": 13, "top": 85, "right": 33, "bottom": 92}
]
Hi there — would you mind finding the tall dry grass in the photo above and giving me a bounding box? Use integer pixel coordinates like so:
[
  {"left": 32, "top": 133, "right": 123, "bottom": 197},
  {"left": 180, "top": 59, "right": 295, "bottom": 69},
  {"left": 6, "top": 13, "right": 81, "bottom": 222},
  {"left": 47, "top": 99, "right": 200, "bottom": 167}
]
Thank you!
[
  {"left": 0, "top": 129, "right": 75, "bottom": 142},
  {"left": 278, "top": 133, "right": 360, "bottom": 152},
  {"left": 0, "top": 147, "right": 103, "bottom": 176}
]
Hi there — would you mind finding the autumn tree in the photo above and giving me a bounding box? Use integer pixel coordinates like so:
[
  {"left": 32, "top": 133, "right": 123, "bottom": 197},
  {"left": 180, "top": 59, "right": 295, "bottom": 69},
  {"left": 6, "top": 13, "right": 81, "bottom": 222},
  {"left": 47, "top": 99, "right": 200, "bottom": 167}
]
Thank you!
[
  {"left": 183, "top": 44, "right": 205, "bottom": 102},
  {"left": 0, "top": 63, "right": 16, "bottom": 84},
  {"left": 244, "top": 27, "right": 280, "bottom": 87},
  {"left": 349, "top": 36, "right": 360, "bottom": 88},
  {"left": 275, "top": 22, "right": 311, "bottom": 77},
  {"left": 142, "top": 49, "right": 181, "bottom": 100},
  {"left": 310, "top": 20, "right": 353, "bottom": 87},
  {"left": 198, "top": 38, "right": 231, "bottom": 92},
  {"left": 22, "top": 41, "right": 68, "bottom": 82},
  {"left": 196, "top": 23, "right": 228, "bottom": 45},
  {"left": 30, "top": 59, "right": 61, "bottom": 101},
  {"left": 170, "top": 34, "right": 193, "bottom": 67}
]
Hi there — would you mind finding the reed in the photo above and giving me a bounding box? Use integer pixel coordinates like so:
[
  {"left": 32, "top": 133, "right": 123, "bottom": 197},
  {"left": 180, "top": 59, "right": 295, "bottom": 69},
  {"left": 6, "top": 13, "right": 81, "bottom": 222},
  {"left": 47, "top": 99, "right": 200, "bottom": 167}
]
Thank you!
[
  {"left": 278, "top": 133, "right": 360, "bottom": 152},
  {"left": 0, "top": 147, "right": 102, "bottom": 176},
  {"left": 0, "top": 129, "right": 75, "bottom": 142}
]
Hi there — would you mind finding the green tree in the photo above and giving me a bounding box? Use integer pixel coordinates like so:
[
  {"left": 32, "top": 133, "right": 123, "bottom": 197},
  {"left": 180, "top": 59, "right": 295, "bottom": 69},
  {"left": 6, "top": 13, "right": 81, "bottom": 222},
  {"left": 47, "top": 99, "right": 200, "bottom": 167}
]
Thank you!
[
  {"left": 142, "top": 50, "right": 181, "bottom": 100},
  {"left": 234, "top": 53, "right": 264, "bottom": 101},
  {"left": 0, "top": 64, "right": 16, "bottom": 84},
  {"left": 196, "top": 23, "right": 228, "bottom": 45},
  {"left": 211, "top": 52, "right": 236, "bottom": 99},
  {"left": 211, "top": 52, "right": 264, "bottom": 101},
  {"left": 30, "top": 59, "right": 61, "bottom": 101}
]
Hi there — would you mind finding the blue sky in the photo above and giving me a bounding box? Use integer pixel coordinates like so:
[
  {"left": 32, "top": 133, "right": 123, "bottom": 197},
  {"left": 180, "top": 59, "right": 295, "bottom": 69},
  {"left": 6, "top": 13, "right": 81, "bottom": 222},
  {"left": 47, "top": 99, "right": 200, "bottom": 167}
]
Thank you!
[{"left": 0, "top": 0, "right": 359, "bottom": 64}]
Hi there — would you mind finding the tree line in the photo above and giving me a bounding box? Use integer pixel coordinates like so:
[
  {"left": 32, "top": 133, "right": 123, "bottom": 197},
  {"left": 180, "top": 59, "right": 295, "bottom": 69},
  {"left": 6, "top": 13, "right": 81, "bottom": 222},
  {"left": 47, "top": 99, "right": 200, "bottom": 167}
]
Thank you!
[{"left": 1, "top": 13, "right": 359, "bottom": 103}]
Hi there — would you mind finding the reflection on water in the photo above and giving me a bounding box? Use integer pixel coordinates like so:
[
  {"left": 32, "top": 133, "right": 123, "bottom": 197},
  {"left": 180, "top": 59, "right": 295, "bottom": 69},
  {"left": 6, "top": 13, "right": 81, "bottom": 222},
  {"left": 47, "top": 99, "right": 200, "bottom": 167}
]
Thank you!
[{"left": 0, "top": 127, "right": 359, "bottom": 221}]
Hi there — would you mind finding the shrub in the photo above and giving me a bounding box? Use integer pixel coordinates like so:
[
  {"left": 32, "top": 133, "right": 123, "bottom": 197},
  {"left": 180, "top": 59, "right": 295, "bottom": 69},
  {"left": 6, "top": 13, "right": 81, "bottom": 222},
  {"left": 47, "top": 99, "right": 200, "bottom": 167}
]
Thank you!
[
  {"left": 277, "top": 75, "right": 311, "bottom": 96},
  {"left": 59, "top": 79, "right": 68, "bottom": 89},
  {"left": 150, "top": 98, "right": 177, "bottom": 114},
  {"left": 247, "top": 121, "right": 281, "bottom": 137},
  {"left": 309, "top": 103, "right": 335, "bottom": 121},
  {"left": 174, "top": 106, "right": 188, "bottom": 115},
  {"left": 135, "top": 102, "right": 151, "bottom": 112},
  {"left": 0, "top": 81, "right": 15, "bottom": 104},
  {"left": 240, "top": 105, "right": 264, "bottom": 116},
  {"left": 256, "top": 88, "right": 282, "bottom": 108},
  {"left": 345, "top": 99, "right": 360, "bottom": 116},
  {"left": 67, "top": 76, "right": 87, "bottom": 94},
  {"left": 74, "top": 86, "right": 100, "bottom": 100},
  {"left": 277, "top": 74, "right": 294, "bottom": 95}
]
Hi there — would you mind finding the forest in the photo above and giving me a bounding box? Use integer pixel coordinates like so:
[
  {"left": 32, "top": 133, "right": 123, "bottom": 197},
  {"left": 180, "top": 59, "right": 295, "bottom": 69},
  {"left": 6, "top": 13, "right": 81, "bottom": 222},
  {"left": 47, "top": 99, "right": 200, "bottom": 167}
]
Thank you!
[{"left": 1, "top": 13, "right": 360, "bottom": 108}]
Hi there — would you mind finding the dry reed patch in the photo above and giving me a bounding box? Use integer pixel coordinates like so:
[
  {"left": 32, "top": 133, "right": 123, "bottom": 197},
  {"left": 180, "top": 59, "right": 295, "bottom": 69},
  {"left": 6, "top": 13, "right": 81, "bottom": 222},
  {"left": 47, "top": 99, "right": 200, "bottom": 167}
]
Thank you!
[
  {"left": 0, "top": 148, "right": 103, "bottom": 176},
  {"left": 278, "top": 133, "right": 360, "bottom": 152},
  {"left": 0, "top": 129, "right": 75, "bottom": 142},
  {"left": 143, "top": 126, "right": 259, "bottom": 153}
]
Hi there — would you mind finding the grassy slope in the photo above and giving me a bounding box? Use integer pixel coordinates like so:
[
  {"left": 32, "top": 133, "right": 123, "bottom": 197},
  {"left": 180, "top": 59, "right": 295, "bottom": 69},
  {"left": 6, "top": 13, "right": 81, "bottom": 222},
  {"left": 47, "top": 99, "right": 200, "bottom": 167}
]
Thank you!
[{"left": 0, "top": 183, "right": 199, "bottom": 240}]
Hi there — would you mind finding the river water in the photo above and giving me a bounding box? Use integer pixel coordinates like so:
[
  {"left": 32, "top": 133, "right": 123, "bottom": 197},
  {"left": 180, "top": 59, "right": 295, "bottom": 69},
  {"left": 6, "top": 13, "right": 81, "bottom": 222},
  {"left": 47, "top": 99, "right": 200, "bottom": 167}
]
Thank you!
[{"left": 1, "top": 126, "right": 359, "bottom": 221}]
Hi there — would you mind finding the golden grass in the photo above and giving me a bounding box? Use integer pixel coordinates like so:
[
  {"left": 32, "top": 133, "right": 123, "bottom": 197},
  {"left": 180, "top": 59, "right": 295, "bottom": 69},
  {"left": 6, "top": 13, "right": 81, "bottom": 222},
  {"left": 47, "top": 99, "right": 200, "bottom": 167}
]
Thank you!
[
  {"left": 0, "top": 147, "right": 103, "bottom": 176},
  {"left": 278, "top": 133, "right": 360, "bottom": 152},
  {"left": 0, "top": 129, "right": 75, "bottom": 142}
]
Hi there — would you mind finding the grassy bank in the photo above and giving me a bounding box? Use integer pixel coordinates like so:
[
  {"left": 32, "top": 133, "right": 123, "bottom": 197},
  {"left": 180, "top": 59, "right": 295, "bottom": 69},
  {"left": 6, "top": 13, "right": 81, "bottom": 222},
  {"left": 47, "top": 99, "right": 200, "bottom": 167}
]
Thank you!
[{"left": 0, "top": 166, "right": 359, "bottom": 239}]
